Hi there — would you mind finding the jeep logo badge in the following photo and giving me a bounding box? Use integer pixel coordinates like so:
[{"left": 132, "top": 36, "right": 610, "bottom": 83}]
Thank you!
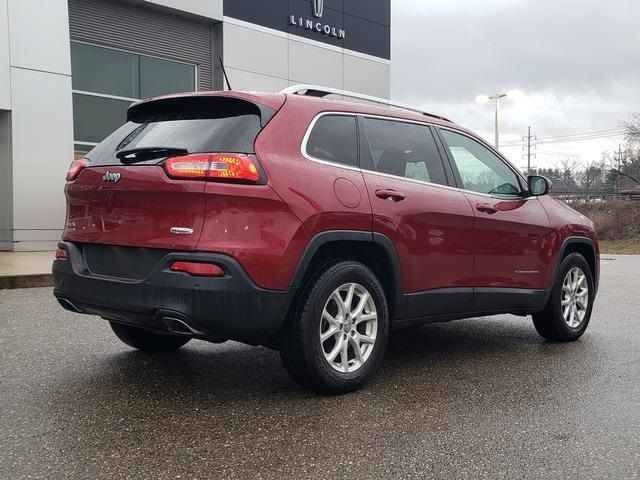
[
  {"left": 103, "top": 171, "right": 121, "bottom": 183},
  {"left": 313, "top": 0, "right": 323, "bottom": 18}
]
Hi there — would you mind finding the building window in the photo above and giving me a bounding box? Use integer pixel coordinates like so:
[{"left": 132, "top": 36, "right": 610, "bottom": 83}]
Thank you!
[{"left": 71, "top": 41, "right": 197, "bottom": 153}]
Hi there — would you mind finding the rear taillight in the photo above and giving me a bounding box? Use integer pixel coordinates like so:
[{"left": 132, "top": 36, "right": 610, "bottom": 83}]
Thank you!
[
  {"left": 66, "top": 159, "right": 88, "bottom": 181},
  {"left": 55, "top": 248, "right": 68, "bottom": 260},
  {"left": 170, "top": 261, "right": 224, "bottom": 277},
  {"left": 164, "top": 154, "right": 261, "bottom": 182}
]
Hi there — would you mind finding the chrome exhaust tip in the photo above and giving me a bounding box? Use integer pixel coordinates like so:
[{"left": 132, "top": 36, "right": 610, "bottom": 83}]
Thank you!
[
  {"left": 58, "top": 298, "right": 80, "bottom": 313},
  {"left": 162, "top": 317, "right": 202, "bottom": 336}
]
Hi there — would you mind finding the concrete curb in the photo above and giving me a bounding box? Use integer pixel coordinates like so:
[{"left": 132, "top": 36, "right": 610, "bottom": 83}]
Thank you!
[{"left": 0, "top": 274, "right": 54, "bottom": 290}]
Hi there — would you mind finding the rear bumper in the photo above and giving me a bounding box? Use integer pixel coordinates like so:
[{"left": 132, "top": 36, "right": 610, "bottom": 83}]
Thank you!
[{"left": 52, "top": 242, "right": 296, "bottom": 344}]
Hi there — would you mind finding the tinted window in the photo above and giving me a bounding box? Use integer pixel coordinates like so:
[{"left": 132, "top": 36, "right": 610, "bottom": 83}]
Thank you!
[
  {"left": 305, "top": 115, "right": 358, "bottom": 167},
  {"left": 85, "top": 97, "right": 268, "bottom": 167},
  {"left": 73, "top": 93, "right": 132, "bottom": 144},
  {"left": 140, "top": 56, "right": 196, "bottom": 99},
  {"left": 362, "top": 117, "right": 448, "bottom": 185},
  {"left": 71, "top": 42, "right": 197, "bottom": 150},
  {"left": 440, "top": 130, "right": 522, "bottom": 196},
  {"left": 71, "top": 42, "right": 196, "bottom": 99},
  {"left": 71, "top": 43, "right": 139, "bottom": 98}
]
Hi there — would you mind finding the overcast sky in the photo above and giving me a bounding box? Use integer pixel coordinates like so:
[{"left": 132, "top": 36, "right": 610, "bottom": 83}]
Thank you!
[{"left": 391, "top": 0, "right": 640, "bottom": 170}]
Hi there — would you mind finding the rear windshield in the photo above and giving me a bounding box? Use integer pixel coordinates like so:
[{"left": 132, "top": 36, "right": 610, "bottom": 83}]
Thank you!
[{"left": 85, "top": 96, "right": 272, "bottom": 166}]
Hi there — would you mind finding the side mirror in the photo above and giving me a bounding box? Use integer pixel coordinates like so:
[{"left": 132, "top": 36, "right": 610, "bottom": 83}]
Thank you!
[{"left": 528, "top": 175, "right": 550, "bottom": 196}]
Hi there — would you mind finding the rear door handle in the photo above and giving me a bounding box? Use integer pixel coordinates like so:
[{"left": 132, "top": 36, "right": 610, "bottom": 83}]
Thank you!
[
  {"left": 375, "top": 189, "right": 406, "bottom": 202},
  {"left": 476, "top": 203, "right": 498, "bottom": 214}
]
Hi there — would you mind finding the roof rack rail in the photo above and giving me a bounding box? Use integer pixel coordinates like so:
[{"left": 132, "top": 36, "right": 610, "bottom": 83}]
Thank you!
[{"left": 281, "top": 84, "right": 453, "bottom": 123}]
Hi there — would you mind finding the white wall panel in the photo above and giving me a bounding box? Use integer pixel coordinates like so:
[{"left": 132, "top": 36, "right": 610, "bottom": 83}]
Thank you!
[
  {"left": 222, "top": 23, "right": 390, "bottom": 99},
  {"left": 10, "top": 68, "right": 73, "bottom": 234},
  {"left": 0, "top": 0, "right": 10, "bottom": 109},
  {"left": 225, "top": 68, "right": 289, "bottom": 92},
  {"left": 223, "top": 23, "right": 288, "bottom": 80},
  {"left": 343, "top": 54, "right": 390, "bottom": 99},
  {"left": 288, "top": 40, "right": 343, "bottom": 89},
  {"left": 7, "top": 0, "right": 71, "bottom": 75}
]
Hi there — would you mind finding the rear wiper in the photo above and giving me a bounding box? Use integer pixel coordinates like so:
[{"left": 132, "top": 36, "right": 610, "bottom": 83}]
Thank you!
[{"left": 116, "top": 146, "right": 189, "bottom": 164}]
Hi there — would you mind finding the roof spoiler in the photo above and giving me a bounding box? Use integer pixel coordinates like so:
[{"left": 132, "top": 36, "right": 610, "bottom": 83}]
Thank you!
[{"left": 127, "top": 95, "right": 277, "bottom": 127}]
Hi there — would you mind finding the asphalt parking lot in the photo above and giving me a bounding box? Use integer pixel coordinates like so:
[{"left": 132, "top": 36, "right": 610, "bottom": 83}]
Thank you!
[{"left": 1, "top": 256, "right": 639, "bottom": 479}]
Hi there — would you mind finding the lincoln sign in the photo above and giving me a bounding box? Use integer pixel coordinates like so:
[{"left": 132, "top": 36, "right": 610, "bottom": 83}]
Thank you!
[
  {"left": 289, "top": 0, "right": 346, "bottom": 39},
  {"left": 289, "top": 15, "right": 346, "bottom": 38}
]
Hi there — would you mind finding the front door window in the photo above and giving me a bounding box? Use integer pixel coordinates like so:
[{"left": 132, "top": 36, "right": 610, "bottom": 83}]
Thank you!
[{"left": 440, "top": 130, "right": 522, "bottom": 196}]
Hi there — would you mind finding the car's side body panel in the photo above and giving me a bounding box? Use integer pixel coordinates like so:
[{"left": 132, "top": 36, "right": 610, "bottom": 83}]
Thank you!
[
  {"left": 361, "top": 171, "right": 475, "bottom": 293},
  {"left": 537, "top": 195, "right": 600, "bottom": 290},
  {"left": 256, "top": 95, "right": 374, "bottom": 237},
  {"left": 463, "top": 193, "right": 555, "bottom": 290},
  {"left": 194, "top": 183, "right": 311, "bottom": 291}
]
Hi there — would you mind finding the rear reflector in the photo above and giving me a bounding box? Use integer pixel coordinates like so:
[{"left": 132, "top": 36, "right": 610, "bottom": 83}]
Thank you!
[
  {"left": 66, "top": 159, "right": 88, "bottom": 181},
  {"left": 164, "top": 154, "right": 260, "bottom": 182},
  {"left": 170, "top": 261, "right": 224, "bottom": 277},
  {"left": 55, "top": 248, "right": 68, "bottom": 260}
]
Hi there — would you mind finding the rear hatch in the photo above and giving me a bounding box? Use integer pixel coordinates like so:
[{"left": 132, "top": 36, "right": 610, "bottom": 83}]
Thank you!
[{"left": 64, "top": 94, "right": 281, "bottom": 253}]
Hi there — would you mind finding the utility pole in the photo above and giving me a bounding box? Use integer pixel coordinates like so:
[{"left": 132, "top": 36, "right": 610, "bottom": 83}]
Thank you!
[
  {"left": 617, "top": 144, "right": 622, "bottom": 192},
  {"left": 521, "top": 126, "right": 536, "bottom": 175},
  {"left": 527, "top": 126, "right": 532, "bottom": 175}
]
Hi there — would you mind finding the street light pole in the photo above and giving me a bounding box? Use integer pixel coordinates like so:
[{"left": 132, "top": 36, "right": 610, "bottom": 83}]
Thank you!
[
  {"left": 476, "top": 92, "right": 510, "bottom": 149},
  {"left": 491, "top": 93, "right": 507, "bottom": 149}
]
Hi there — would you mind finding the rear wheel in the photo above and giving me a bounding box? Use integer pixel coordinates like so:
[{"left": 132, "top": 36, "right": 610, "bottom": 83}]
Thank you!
[
  {"left": 280, "top": 261, "right": 389, "bottom": 394},
  {"left": 532, "top": 253, "right": 594, "bottom": 342},
  {"left": 109, "top": 322, "right": 191, "bottom": 352}
]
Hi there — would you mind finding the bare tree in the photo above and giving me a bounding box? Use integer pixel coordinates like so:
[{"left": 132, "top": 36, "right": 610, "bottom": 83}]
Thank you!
[
  {"left": 623, "top": 113, "right": 640, "bottom": 144},
  {"left": 557, "top": 157, "right": 580, "bottom": 191},
  {"left": 577, "top": 160, "right": 604, "bottom": 191}
]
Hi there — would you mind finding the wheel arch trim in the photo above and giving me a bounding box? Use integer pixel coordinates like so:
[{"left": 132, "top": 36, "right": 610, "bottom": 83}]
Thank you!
[
  {"left": 552, "top": 235, "right": 599, "bottom": 296},
  {"left": 288, "top": 230, "right": 406, "bottom": 317}
]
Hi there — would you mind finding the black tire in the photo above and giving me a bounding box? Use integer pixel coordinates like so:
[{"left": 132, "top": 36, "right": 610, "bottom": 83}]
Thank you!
[
  {"left": 109, "top": 322, "right": 191, "bottom": 352},
  {"left": 279, "top": 261, "right": 389, "bottom": 394},
  {"left": 532, "top": 252, "right": 594, "bottom": 342}
]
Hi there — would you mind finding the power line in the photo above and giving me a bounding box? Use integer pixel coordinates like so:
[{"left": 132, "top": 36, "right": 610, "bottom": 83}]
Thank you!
[
  {"left": 501, "top": 128, "right": 625, "bottom": 146},
  {"left": 503, "top": 128, "right": 624, "bottom": 143},
  {"left": 533, "top": 133, "right": 624, "bottom": 146},
  {"left": 502, "top": 133, "right": 624, "bottom": 147},
  {"left": 502, "top": 132, "right": 624, "bottom": 145},
  {"left": 536, "top": 150, "right": 581, "bottom": 158},
  {"left": 532, "top": 128, "right": 623, "bottom": 141}
]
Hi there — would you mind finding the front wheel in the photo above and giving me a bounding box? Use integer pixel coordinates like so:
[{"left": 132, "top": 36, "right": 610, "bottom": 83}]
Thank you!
[
  {"left": 532, "top": 253, "right": 594, "bottom": 342},
  {"left": 110, "top": 322, "right": 191, "bottom": 352},
  {"left": 279, "top": 261, "right": 389, "bottom": 394}
]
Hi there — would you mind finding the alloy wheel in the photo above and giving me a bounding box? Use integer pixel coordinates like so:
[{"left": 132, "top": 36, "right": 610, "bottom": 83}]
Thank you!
[
  {"left": 561, "top": 266, "right": 589, "bottom": 328},
  {"left": 319, "top": 283, "right": 378, "bottom": 373}
]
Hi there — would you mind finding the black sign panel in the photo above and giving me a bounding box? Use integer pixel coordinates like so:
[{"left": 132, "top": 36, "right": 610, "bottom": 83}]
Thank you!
[{"left": 223, "top": 0, "right": 391, "bottom": 60}]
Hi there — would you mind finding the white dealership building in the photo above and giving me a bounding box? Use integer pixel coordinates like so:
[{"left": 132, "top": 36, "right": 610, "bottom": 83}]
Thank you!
[{"left": 0, "top": 0, "right": 391, "bottom": 250}]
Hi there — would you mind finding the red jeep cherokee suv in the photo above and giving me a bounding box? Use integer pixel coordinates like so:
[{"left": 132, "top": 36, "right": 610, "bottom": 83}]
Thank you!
[{"left": 53, "top": 85, "right": 599, "bottom": 394}]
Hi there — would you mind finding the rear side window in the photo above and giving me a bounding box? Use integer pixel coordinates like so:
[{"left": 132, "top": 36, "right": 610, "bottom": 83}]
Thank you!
[
  {"left": 361, "top": 117, "right": 448, "bottom": 186},
  {"left": 305, "top": 115, "right": 358, "bottom": 167},
  {"left": 85, "top": 96, "right": 272, "bottom": 166}
]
